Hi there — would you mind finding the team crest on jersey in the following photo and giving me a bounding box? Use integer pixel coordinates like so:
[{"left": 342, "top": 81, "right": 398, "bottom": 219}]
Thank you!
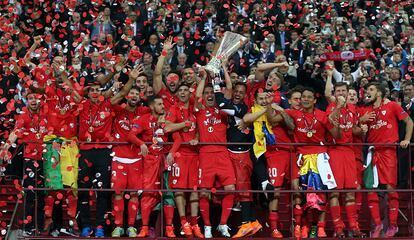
[{"left": 382, "top": 110, "right": 386, "bottom": 115}]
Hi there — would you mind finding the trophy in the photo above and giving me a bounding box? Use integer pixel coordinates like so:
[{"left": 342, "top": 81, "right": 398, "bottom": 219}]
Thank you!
[{"left": 205, "top": 31, "right": 247, "bottom": 92}]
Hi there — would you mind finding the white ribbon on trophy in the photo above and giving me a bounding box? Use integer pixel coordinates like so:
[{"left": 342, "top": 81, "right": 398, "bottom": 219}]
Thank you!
[{"left": 205, "top": 31, "right": 247, "bottom": 92}]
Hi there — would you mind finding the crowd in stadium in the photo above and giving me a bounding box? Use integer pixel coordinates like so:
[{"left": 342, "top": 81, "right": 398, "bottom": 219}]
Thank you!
[{"left": 0, "top": 0, "right": 414, "bottom": 238}]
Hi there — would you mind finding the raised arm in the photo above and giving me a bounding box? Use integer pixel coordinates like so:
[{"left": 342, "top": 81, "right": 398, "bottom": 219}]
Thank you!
[
  {"left": 221, "top": 58, "right": 232, "bottom": 99},
  {"left": 98, "top": 58, "right": 127, "bottom": 86},
  {"left": 269, "top": 103, "right": 295, "bottom": 131},
  {"left": 154, "top": 36, "right": 175, "bottom": 94},
  {"left": 255, "top": 62, "right": 289, "bottom": 81},
  {"left": 110, "top": 64, "right": 144, "bottom": 105},
  {"left": 400, "top": 116, "right": 413, "bottom": 148},
  {"left": 324, "top": 67, "right": 335, "bottom": 103}
]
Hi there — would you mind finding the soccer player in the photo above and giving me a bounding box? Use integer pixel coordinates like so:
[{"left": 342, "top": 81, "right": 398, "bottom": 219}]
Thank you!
[
  {"left": 110, "top": 67, "right": 149, "bottom": 237},
  {"left": 128, "top": 95, "right": 181, "bottom": 238},
  {"left": 195, "top": 72, "right": 236, "bottom": 238},
  {"left": 215, "top": 74, "right": 263, "bottom": 236},
  {"left": 164, "top": 83, "right": 204, "bottom": 238},
  {"left": 0, "top": 92, "right": 47, "bottom": 236},
  {"left": 77, "top": 66, "right": 137, "bottom": 237},
  {"left": 325, "top": 82, "right": 366, "bottom": 237},
  {"left": 284, "top": 87, "right": 342, "bottom": 238},
  {"left": 361, "top": 82, "right": 413, "bottom": 237},
  {"left": 243, "top": 89, "right": 295, "bottom": 238}
]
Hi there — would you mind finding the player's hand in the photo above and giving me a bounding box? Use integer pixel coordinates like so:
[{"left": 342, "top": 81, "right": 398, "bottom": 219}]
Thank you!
[
  {"left": 140, "top": 144, "right": 148, "bottom": 157},
  {"left": 265, "top": 92, "right": 274, "bottom": 105},
  {"left": 166, "top": 153, "right": 174, "bottom": 166},
  {"left": 129, "top": 64, "right": 144, "bottom": 79},
  {"left": 360, "top": 124, "right": 368, "bottom": 134},
  {"left": 360, "top": 111, "right": 375, "bottom": 123},
  {"left": 337, "top": 96, "right": 346, "bottom": 108},
  {"left": 236, "top": 120, "right": 247, "bottom": 131},
  {"left": 271, "top": 103, "right": 284, "bottom": 112},
  {"left": 189, "top": 139, "right": 199, "bottom": 146},
  {"left": 0, "top": 149, "right": 11, "bottom": 162},
  {"left": 400, "top": 140, "right": 410, "bottom": 149},
  {"left": 163, "top": 36, "right": 176, "bottom": 51}
]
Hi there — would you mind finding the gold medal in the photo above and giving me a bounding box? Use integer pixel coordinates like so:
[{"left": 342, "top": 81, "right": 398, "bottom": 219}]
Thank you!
[
  {"left": 60, "top": 109, "right": 66, "bottom": 115},
  {"left": 35, "top": 133, "right": 41, "bottom": 139},
  {"left": 100, "top": 113, "right": 105, "bottom": 119},
  {"left": 86, "top": 137, "right": 91, "bottom": 142},
  {"left": 307, "top": 131, "right": 313, "bottom": 138},
  {"left": 207, "top": 126, "right": 214, "bottom": 133},
  {"left": 88, "top": 126, "right": 94, "bottom": 133}
]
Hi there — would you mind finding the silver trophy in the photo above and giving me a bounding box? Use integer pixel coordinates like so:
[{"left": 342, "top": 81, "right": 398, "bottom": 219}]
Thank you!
[
  {"left": 205, "top": 31, "right": 247, "bottom": 75},
  {"left": 205, "top": 32, "right": 246, "bottom": 92}
]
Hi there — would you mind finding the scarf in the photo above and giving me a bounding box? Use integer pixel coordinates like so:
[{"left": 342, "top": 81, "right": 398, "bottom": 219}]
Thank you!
[
  {"left": 252, "top": 104, "right": 276, "bottom": 158},
  {"left": 320, "top": 49, "right": 376, "bottom": 62}
]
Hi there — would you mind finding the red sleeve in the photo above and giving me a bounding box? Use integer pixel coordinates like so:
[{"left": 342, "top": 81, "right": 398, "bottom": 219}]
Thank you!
[
  {"left": 165, "top": 109, "right": 177, "bottom": 123},
  {"left": 128, "top": 118, "right": 145, "bottom": 146},
  {"left": 393, "top": 102, "right": 409, "bottom": 120},
  {"left": 170, "top": 132, "right": 182, "bottom": 153}
]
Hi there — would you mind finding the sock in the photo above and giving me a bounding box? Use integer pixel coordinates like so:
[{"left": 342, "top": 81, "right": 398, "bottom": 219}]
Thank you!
[
  {"left": 190, "top": 216, "right": 198, "bottom": 226},
  {"left": 149, "top": 210, "right": 159, "bottom": 228},
  {"left": 329, "top": 205, "right": 343, "bottom": 229},
  {"left": 164, "top": 205, "right": 174, "bottom": 226},
  {"left": 355, "top": 192, "right": 362, "bottom": 215},
  {"left": 180, "top": 216, "right": 187, "bottom": 226},
  {"left": 249, "top": 202, "right": 257, "bottom": 222},
  {"left": 199, "top": 196, "right": 211, "bottom": 226},
  {"left": 44, "top": 195, "right": 55, "bottom": 218},
  {"left": 66, "top": 191, "right": 77, "bottom": 218},
  {"left": 317, "top": 221, "right": 326, "bottom": 228},
  {"left": 220, "top": 194, "right": 234, "bottom": 225},
  {"left": 345, "top": 204, "right": 358, "bottom": 229},
  {"left": 269, "top": 211, "right": 278, "bottom": 230},
  {"left": 128, "top": 199, "right": 139, "bottom": 226},
  {"left": 388, "top": 192, "right": 399, "bottom": 226},
  {"left": 293, "top": 205, "right": 303, "bottom": 226},
  {"left": 240, "top": 202, "right": 251, "bottom": 223},
  {"left": 367, "top": 193, "right": 381, "bottom": 225},
  {"left": 113, "top": 198, "right": 124, "bottom": 226}
]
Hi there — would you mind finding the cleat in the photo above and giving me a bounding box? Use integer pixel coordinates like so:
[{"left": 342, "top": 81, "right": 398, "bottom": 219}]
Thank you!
[
  {"left": 232, "top": 222, "right": 252, "bottom": 238},
  {"left": 309, "top": 225, "right": 317, "bottom": 238},
  {"left": 317, "top": 227, "right": 327, "bottom": 238},
  {"left": 385, "top": 225, "right": 398, "bottom": 237},
  {"left": 137, "top": 226, "right": 149, "bottom": 238},
  {"left": 301, "top": 225, "right": 309, "bottom": 238},
  {"left": 333, "top": 228, "right": 346, "bottom": 238},
  {"left": 127, "top": 227, "right": 137, "bottom": 238},
  {"left": 149, "top": 227, "right": 156, "bottom": 238},
  {"left": 182, "top": 222, "right": 193, "bottom": 237},
  {"left": 192, "top": 224, "right": 204, "bottom": 238},
  {"left": 271, "top": 229, "right": 283, "bottom": 238},
  {"left": 80, "top": 227, "right": 93, "bottom": 237},
  {"left": 95, "top": 226, "right": 105, "bottom": 237},
  {"left": 165, "top": 226, "right": 176, "bottom": 238},
  {"left": 204, "top": 226, "right": 212, "bottom": 238},
  {"left": 350, "top": 228, "right": 367, "bottom": 238},
  {"left": 111, "top": 227, "right": 124, "bottom": 237},
  {"left": 371, "top": 224, "right": 383, "bottom": 238},
  {"left": 217, "top": 224, "right": 231, "bottom": 238},
  {"left": 294, "top": 225, "right": 301, "bottom": 238},
  {"left": 248, "top": 220, "right": 262, "bottom": 236}
]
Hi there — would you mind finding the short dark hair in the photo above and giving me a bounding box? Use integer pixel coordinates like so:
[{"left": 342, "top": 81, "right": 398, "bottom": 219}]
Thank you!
[
  {"left": 287, "top": 86, "right": 304, "bottom": 99},
  {"left": 129, "top": 86, "right": 140, "bottom": 92},
  {"left": 366, "top": 82, "right": 386, "bottom": 98},
  {"left": 234, "top": 82, "right": 247, "bottom": 91},
  {"left": 177, "top": 82, "right": 191, "bottom": 90},
  {"left": 333, "top": 82, "right": 349, "bottom": 91},
  {"left": 203, "top": 84, "right": 214, "bottom": 93},
  {"left": 147, "top": 95, "right": 162, "bottom": 105},
  {"left": 301, "top": 87, "right": 316, "bottom": 95}
]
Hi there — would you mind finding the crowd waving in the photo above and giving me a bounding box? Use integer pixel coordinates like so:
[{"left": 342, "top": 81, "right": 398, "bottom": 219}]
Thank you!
[{"left": 1, "top": 0, "right": 414, "bottom": 238}]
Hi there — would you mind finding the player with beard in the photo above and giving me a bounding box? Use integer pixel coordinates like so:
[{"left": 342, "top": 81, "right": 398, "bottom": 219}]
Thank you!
[
  {"left": 153, "top": 36, "right": 180, "bottom": 110},
  {"left": 243, "top": 89, "right": 295, "bottom": 238},
  {"left": 283, "top": 88, "right": 341, "bottom": 238},
  {"left": 164, "top": 83, "right": 204, "bottom": 238},
  {"left": 360, "top": 82, "right": 413, "bottom": 237},
  {"left": 195, "top": 72, "right": 236, "bottom": 238},
  {"left": 77, "top": 66, "right": 140, "bottom": 237},
  {"left": 0, "top": 92, "right": 48, "bottom": 236},
  {"left": 128, "top": 96, "right": 181, "bottom": 237},
  {"left": 324, "top": 82, "right": 366, "bottom": 238},
  {"left": 215, "top": 66, "right": 263, "bottom": 237},
  {"left": 110, "top": 68, "right": 150, "bottom": 237}
]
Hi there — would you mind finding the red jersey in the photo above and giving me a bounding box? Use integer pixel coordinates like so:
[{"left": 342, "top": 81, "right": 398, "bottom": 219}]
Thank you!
[
  {"left": 246, "top": 81, "right": 283, "bottom": 108},
  {"left": 44, "top": 86, "right": 78, "bottom": 138},
  {"left": 196, "top": 106, "right": 228, "bottom": 153},
  {"left": 112, "top": 105, "right": 150, "bottom": 158},
  {"left": 166, "top": 102, "right": 198, "bottom": 154},
  {"left": 269, "top": 123, "right": 293, "bottom": 151},
  {"left": 129, "top": 113, "right": 170, "bottom": 155},
  {"left": 325, "top": 103, "right": 358, "bottom": 147},
  {"left": 14, "top": 108, "right": 48, "bottom": 160},
  {"left": 159, "top": 87, "right": 179, "bottom": 110},
  {"left": 79, "top": 99, "right": 114, "bottom": 150},
  {"left": 286, "top": 108, "right": 330, "bottom": 155},
  {"left": 353, "top": 106, "right": 365, "bottom": 160},
  {"left": 364, "top": 101, "right": 408, "bottom": 144}
]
